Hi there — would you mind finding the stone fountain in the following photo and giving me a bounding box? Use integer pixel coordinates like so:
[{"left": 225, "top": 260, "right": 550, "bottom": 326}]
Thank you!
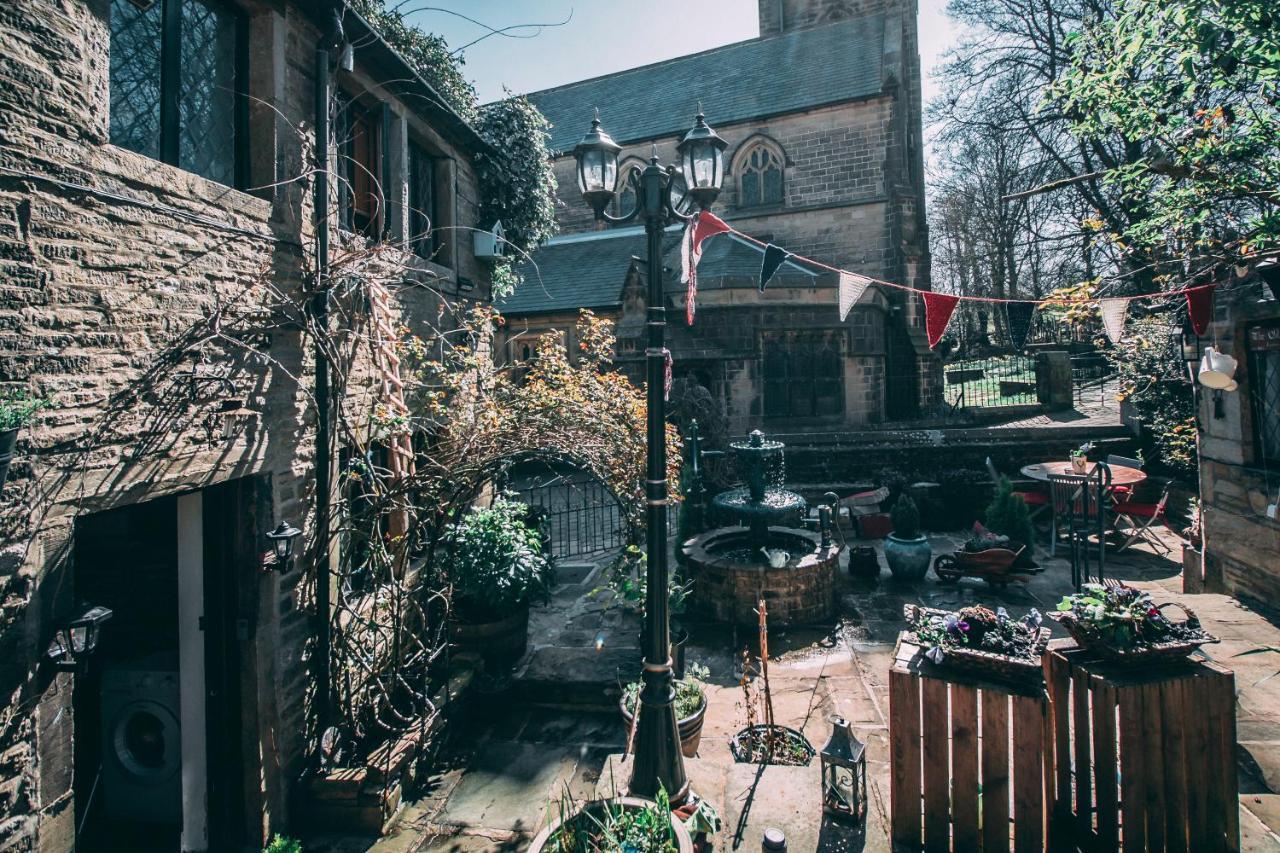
[{"left": 682, "top": 430, "right": 842, "bottom": 626}]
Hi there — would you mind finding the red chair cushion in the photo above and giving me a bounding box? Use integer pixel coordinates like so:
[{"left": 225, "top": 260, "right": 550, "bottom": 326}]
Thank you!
[
  {"left": 1014, "top": 491, "right": 1050, "bottom": 506},
  {"left": 1111, "top": 485, "right": 1134, "bottom": 496},
  {"left": 1112, "top": 501, "right": 1161, "bottom": 519}
]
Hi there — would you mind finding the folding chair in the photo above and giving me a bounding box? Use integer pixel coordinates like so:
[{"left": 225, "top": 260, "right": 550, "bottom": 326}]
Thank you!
[
  {"left": 1105, "top": 453, "right": 1144, "bottom": 500},
  {"left": 1112, "top": 480, "right": 1173, "bottom": 555},
  {"left": 984, "top": 457, "right": 1051, "bottom": 522}
]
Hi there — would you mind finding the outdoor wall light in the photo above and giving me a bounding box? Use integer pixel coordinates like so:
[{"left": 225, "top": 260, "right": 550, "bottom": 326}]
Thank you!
[
  {"left": 573, "top": 108, "right": 622, "bottom": 217},
  {"left": 209, "top": 398, "right": 259, "bottom": 441},
  {"left": 266, "top": 520, "right": 303, "bottom": 572},
  {"left": 1197, "top": 346, "right": 1238, "bottom": 391},
  {"left": 1258, "top": 259, "right": 1280, "bottom": 302},
  {"left": 46, "top": 604, "right": 113, "bottom": 672},
  {"left": 820, "top": 714, "right": 867, "bottom": 822},
  {"left": 675, "top": 108, "right": 728, "bottom": 211}
]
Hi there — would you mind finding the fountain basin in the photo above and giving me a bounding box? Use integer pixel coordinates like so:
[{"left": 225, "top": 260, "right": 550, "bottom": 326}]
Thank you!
[{"left": 682, "top": 526, "right": 841, "bottom": 626}]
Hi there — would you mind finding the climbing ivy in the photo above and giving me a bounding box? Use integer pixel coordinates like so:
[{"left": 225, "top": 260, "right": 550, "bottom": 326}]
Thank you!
[{"left": 349, "top": 1, "right": 558, "bottom": 297}]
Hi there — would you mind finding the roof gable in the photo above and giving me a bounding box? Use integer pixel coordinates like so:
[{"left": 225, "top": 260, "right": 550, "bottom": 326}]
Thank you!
[{"left": 526, "top": 15, "right": 886, "bottom": 153}]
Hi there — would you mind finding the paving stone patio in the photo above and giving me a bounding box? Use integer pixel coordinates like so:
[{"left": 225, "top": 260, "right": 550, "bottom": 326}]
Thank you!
[{"left": 305, "top": 526, "right": 1280, "bottom": 852}]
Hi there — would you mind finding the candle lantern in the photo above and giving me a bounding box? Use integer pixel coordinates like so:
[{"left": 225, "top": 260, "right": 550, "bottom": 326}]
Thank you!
[{"left": 820, "top": 714, "right": 867, "bottom": 821}]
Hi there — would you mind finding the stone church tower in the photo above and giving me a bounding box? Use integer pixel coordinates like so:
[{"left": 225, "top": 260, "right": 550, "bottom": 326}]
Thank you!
[{"left": 498, "top": 0, "right": 936, "bottom": 437}]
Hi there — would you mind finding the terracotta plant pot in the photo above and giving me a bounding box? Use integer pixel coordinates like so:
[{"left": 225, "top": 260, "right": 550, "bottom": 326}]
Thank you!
[
  {"left": 527, "top": 797, "right": 694, "bottom": 853},
  {"left": 1071, "top": 456, "right": 1088, "bottom": 474},
  {"left": 884, "top": 534, "right": 932, "bottom": 581},
  {"left": 0, "top": 427, "right": 17, "bottom": 498},
  {"left": 449, "top": 602, "right": 530, "bottom": 669},
  {"left": 620, "top": 691, "right": 707, "bottom": 758}
]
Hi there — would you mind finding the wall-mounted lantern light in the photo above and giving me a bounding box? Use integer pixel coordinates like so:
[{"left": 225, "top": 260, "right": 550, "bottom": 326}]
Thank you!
[
  {"left": 46, "top": 604, "right": 113, "bottom": 672},
  {"left": 266, "top": 520, "right": 303, "bottom": 573},
  {"left": 206, "top": 398, "right": 259, "bottom": 442}
]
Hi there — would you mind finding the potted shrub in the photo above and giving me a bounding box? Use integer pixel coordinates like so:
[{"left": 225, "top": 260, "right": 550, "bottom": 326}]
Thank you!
[
  {"left": 443, "top": 498, "right": 553, "bottom": 669},
  {"left": 620, "top": 662, "right": 709, "bottom": 758},
  {"left": 884, "top": 495, "right": 931, "bottom": 581},
  {"left": 529, "top": 789, "right": 694, "bottom": 853},
  {"left": 983, "top": 477, "right": 1037, "bottom": 568},
  {"left": 0, "top": 389, "right": 46, "bottom": 498}
]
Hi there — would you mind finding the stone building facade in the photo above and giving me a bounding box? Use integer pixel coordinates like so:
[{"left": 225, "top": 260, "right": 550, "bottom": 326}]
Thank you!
[
  {"left": 1197, "top": 275, "right": 1280, "bottom": 606},
  {"left": 0, "top": 1, "right": 491, "bottom": 849},
  {"left": 498, "top": 0, "right": 937, "bottom": 440}
]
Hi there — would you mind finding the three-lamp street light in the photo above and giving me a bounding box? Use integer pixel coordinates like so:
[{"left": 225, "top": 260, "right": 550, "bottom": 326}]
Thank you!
[{"left": 572, "top": 108, "right": 727, "bottom": 802}]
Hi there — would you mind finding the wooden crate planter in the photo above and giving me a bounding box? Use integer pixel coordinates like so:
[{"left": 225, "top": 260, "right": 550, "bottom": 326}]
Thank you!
[
  {"left": 1045, "top": 641, "right": 1239, "bottom": 852},
  {"left": 890, "top": 636, "right": 1051, "bottom": 851}
]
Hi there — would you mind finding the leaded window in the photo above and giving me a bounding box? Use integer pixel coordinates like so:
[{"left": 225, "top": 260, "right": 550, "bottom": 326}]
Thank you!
[
  {"left": 762, "top": 331, "right": 844, "bottom": 418},
  {"left": 739, "top": 144, "right": 783, "bottom": 208},
  {"left": 109, "top": 0, "right": 245, "bottom": 187},
  {"left": 408, "top": 141, "right": 436, "bottom": 259},
  {"left": 1248, "top": 323, "right": 1280, "bottom": 463}
]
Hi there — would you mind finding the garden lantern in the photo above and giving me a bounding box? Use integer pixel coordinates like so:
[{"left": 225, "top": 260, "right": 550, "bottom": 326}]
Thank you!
[
  {"left": 267, "top": 520, "right": 303, "bottom": 573},
  {"left": 676, "top": 109, "right": 727, "bottom": 211},
  {"left": 1257, "top": 259, "right": 1280, "bottom": 302},
  {"left": 573, "top": 109, "right": 622, "bottom": 217},
  {"left": 820, "top": 714, "right": 867, "bottom": 821},
  {"left": 46, "top": 604, "right": 113, "bottom": 672}
]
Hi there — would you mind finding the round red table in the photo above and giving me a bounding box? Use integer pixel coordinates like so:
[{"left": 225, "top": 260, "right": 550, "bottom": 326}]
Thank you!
[{"left": 1019, "top": 460, "right": 1147, "bottom": 486}]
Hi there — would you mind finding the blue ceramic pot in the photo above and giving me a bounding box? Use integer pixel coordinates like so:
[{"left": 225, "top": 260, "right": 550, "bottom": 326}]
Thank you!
[{"left": 884, "top": 534, "right": 932, "bottom": 581}]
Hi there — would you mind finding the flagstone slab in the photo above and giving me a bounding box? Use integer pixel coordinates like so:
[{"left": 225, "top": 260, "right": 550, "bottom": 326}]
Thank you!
[{"left": 434, "top": 741, "right": 578, "bottom": 833}]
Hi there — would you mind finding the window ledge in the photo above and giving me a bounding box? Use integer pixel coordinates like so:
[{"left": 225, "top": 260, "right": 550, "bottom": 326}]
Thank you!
[{"left": 98, "top": 143, "right": 273, "bottom": 220}]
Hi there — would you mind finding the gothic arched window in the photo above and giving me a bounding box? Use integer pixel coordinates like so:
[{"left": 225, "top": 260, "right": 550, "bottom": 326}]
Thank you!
[
  {"left": 613, "top": 160, "right": 644, "bottom": 218},
  {"left": 738, "top": 142, "right": 784, "bottom": 208}
]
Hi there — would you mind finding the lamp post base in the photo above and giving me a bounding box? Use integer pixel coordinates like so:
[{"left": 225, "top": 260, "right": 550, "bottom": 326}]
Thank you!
[{"left": 627, "top": 658, "right": 690, "bottom": 805}]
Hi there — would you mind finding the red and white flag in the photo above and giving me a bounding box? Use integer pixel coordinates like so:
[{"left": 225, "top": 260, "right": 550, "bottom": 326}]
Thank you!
[{"left": 681, "top": 211, "right": 730, "bottom": 325}]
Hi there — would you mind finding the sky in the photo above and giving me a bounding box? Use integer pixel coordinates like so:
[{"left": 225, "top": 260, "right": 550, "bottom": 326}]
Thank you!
[{"left": 413, "top": 1, "right": 962, "bottom": 129}]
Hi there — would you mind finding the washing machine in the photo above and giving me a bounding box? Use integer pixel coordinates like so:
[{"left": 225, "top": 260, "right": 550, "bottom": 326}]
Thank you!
[{"left": 99, "top": 656, "right": 182, "bottom": 824}]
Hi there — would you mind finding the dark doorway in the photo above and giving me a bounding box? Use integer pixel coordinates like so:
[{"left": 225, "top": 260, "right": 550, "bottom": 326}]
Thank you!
[
  {"left": 885, "top": 316, "right": 921, "bottom": 421},
  {"left": 74, "top": 495, "right": 182, "bottom": 853},
  {"left": 72, "top": 478, "right": 259, "bottom": 852}
]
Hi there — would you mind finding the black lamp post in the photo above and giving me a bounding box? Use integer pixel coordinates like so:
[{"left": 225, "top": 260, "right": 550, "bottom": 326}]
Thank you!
[{"left": 573, "top": 108, "right": 726, "bottom": 802}]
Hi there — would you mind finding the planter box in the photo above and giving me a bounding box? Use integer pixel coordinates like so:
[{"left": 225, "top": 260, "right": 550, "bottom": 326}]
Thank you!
[
  {"left": 1045, "top": 641, "right": 1238, "bottom": 851},
  {"left": 890, "top": 635, "right": 1050, "bottom": 851}
]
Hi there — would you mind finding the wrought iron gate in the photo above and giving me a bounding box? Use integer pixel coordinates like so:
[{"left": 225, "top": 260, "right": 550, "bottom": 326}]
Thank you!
[{"left": 498, "top": 460, "right": 653, "bottom": 558}]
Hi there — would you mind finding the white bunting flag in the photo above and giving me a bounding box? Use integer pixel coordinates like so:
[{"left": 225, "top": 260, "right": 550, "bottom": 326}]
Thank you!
[
  {"left": 838, "top": 272, "right": 872, "bottom": 321},
  {"left": 1100, "top": 298, "right": 1129, "bottom": 344}
]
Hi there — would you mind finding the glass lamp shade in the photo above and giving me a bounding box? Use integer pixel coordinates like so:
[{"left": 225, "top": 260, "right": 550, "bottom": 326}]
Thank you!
[
  {"left": 573, "top": 112, "right": 622, "bottom": 216},
  {"left": 267, "top": 520, "right": 303, "bottom": 565},
  {"left": 49, "top": 604, "right": 113, "bottom": 669},
  {"left": 677, "top": 111, "right": 727, "bottom": 210}
]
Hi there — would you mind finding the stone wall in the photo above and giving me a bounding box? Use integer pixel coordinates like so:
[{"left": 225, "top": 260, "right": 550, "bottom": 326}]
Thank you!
[
  {"left": 1197, "top": 282, "right": 1280, "bottom": 605},
  {"left": 0, "top": 1, "right": 489, "bottom": 848}
]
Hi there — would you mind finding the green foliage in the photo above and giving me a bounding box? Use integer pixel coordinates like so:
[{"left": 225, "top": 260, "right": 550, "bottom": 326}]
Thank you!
[
  {"left": 348, "top": 0, "right": 478, "bottom": 121},
  {"left": 1106, "top": 319, "right": 1198, "bottom": 477},
  {"left": 890, "top": 494, "right": 921, "bottom": 539},
  {"left": 441, "top": 497, "right": 552, "bottom": 620},
  {"left": 597, "top": 545, "right": 691, "bottom": 618},
  {"left": 263, "top": 836, "right": 302, "bottom": 853},
  {"left": 475, "top": 95, "right": 559, "bottom": 279},
  {"left": 622, "top": 662, "right": 709, "bottom": 721},
  {"left": 1051, "top": 0, "right": 1280, "bottom": 280},
  {"left": 985, "top": 477, "right": 1036, "bottom": 547},
  {"left": 0, "top": 388, "right": 47, "bottom": 431}
]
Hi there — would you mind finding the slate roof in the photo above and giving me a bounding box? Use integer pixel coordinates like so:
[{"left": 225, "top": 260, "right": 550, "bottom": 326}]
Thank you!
[
  {"left": 497, "top": 228, "right": 822, "bottom": 317},
  {"left": 526, "top": 15, "right": 886, "bottom": 152}
]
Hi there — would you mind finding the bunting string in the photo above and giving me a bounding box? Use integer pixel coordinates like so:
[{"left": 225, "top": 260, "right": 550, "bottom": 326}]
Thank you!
[{"left": 697, "top": 212, "right": 1222, "bottom": 307}]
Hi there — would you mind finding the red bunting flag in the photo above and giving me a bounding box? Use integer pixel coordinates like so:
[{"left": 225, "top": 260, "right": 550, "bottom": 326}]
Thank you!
[
  {"left": 681, "top": 211, "right": 731, "bottom": 325},
  {"left": 922, "top": 291, "right": 961, "bottom": 349},
  {"left": 1185, "top": 283, "right": 1216, "bottom": 336}
]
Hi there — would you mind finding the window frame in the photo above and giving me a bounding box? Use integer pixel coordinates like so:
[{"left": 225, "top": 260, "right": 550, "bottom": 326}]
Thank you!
[
  {"left": 735, "top": 141, "right": 785, "bottom": 210},
  {"left": 761, "top": 330, "right": 845, "bottom": 420},
  {"left": 336, "top": 93, "right": 385, "bottom": 237},
  {"left": 108, "top": 0, "right": 250, "bottom": 188},
  {"left": 1247, "top": 322, "right": 1280, "bottom": 465},
  {"left": 407, "top": 138, "right": 438, "bottom": 261}
]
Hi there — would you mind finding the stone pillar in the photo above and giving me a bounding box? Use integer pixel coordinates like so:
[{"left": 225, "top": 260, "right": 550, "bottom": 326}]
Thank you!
[{"left": 1035, "top": 350, "right": 1073, "bottom": 411}]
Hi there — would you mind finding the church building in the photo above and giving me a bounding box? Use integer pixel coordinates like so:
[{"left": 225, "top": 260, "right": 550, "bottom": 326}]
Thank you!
[{"left": 497, "top": 0, "right": 936, "bottom": 440}]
